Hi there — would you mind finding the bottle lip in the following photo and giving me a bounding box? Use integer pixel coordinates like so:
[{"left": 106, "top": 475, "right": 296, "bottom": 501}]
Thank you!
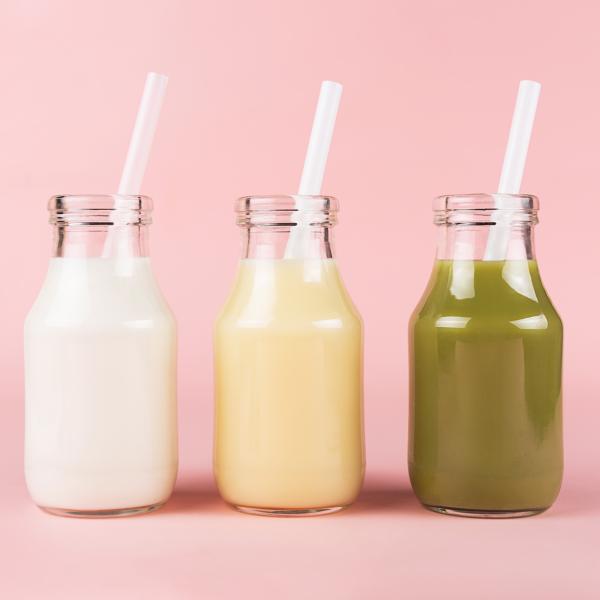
[
  {"left": 433, "top": 192, "right": 539, "bottom": 211},
  {"left": 49, "top": 194, "right": 153, "bottom": 226},
  {"left": 236, "top": 194, "right": 338, "bottom": 227}
]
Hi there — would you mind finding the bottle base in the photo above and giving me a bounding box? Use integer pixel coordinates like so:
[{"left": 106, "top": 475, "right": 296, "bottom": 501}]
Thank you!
[
  {"left": 39, "top": 502, "right": 165, "bottom": 519},
  {"left": 424, "top": 504, "right": 547, "bottom": 519},
  {"left": 234, "top": 504, "right": 347, "bottom": 517}
]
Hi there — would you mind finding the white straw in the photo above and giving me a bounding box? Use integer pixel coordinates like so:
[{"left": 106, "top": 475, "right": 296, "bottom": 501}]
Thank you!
[
  {"left": 102, "top": 72, "right": 168, "bottom": 258},
  {"left": 118, "top": 72, "right": 169, "bottom": 195},
  {"left": 484, "top": 80, "right": 541, "bottom": 260},
  {"left": 297, "top": 81, "right": 343, "bottom": 196},
  {"left": 284, "top": 80, "right": 343, "bottom": 259},
  {"left": 497, "top": 80, "right": 541, "bottom": 194}
]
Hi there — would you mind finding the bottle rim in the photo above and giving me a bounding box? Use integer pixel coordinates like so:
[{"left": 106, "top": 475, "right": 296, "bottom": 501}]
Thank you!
[
  {"left": 433, "top": 193, "right": 539, "bottom": 225},
  {"left": 48, "top": 194, "right": 153, "bottom": 226},
  {"left": 235, "top": 195, "right": 338, "bottom": 227},
  {"left": 434, "top": 193, "right": 538, "bottom": 210}
]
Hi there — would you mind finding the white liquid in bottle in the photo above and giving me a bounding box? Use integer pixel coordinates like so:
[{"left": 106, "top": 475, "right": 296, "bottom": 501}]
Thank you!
[{"left": 25, "top": 257, "right": 178, "bottom": 515}]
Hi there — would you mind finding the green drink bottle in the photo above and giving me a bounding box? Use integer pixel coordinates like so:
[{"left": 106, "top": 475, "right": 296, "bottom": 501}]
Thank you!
[{"left": 409, "top": 194, "right": 563, "bottom": 517}]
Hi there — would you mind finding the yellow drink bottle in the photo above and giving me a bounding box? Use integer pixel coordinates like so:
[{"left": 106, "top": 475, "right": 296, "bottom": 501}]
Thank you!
[{"left": 214, "top": 196, "right": 364, "bottom": 516}]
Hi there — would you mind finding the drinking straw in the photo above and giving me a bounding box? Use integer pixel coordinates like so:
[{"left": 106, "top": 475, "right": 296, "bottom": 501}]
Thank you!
[
  {"left": 117, "top": 72, "right": 169, "bottom": 195},
  {"left": 284, "top": 80, "right": 343, "bottom": 259},
  {"left": 483, "top": 80, "right": 541, "bottom": 260},
  {"left": 102, "top": 72, "right": 168, "bottom": 256}
]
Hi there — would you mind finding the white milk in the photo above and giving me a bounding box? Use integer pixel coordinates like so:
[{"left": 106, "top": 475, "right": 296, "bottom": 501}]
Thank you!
[{"left": 24, "top": 257, "right": 178, "bottom": 514}]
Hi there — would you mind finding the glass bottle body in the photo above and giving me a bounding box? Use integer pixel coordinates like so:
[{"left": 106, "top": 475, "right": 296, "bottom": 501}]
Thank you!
[
  {"left": 214, "top": 196, "right": 365, "bottom": 516},
  {"left": 409, "top": 194, "right": 563, "bottom": 517},
  {"left": 24, "top": 195, "right": 178, "bottom": 517}
]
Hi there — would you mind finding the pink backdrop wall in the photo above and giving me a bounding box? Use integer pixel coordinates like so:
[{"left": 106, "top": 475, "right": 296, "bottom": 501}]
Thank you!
[{"left": 1, "top": 1, "right": 599, "bottom": 598}]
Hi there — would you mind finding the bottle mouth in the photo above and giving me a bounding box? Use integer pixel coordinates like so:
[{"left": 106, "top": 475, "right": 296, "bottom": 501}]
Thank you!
[
  {"left": 433, "top": 193, "right": 539, "bottom": 225},
  {"left": 49, "top": 194, "right": 153, "bottom": 226},
  {"left": 236, "top": 195, "right": 338, "bottom": 227}
]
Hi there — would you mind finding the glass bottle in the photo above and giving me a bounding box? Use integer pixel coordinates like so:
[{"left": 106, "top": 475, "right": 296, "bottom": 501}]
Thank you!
[
  {"left": 24, "top": 195, "right": 178, "bottom": 517},
  {"left": 214, "top": 195, "right": 364, "bottom": 516},
  {"left": 409, "top": 193, "right": 563, "bottom": 517}
]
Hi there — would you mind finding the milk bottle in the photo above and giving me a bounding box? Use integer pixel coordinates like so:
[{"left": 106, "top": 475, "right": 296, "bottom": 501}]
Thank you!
[{"left": 25, "top": 195, "right": 178, "bottom": 517}]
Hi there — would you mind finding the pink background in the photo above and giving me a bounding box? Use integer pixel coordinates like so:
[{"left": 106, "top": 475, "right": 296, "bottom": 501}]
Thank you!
[{"left": 1, "top": 0, "right": 599, "bottom": 597}]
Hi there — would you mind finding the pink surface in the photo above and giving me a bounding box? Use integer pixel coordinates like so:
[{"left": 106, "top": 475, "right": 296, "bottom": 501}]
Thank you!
[{"left": 1, "top": 0, "right": 599, "bottom": 597}]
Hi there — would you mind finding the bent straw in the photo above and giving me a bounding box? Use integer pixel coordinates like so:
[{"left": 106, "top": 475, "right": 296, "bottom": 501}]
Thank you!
[
  {"left": 284, "top": 80, "right": 343, "bottom": 259},
  {"left": 484, "top": 80, "right": 541, "bottom": 260},
  {"left": 103, "top": 72, "right": 168, "bottom": 257}
]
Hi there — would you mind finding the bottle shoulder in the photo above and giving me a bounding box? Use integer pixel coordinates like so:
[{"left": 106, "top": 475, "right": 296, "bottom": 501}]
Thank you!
[
  {"left": 216, "top": 259, "right": 362, "bottom": 330},
  {"left": 411, "top": 260, "right": 562, "bottom": 331},
  {"left": 25, "top": 258, "right": 176, "bottom": 330}
]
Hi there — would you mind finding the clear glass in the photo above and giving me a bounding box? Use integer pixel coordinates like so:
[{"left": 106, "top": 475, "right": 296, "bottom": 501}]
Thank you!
[
  {"left": 24, "top": 195, "right": 178, "bottom": 518},
  {"left": 214, "top": 195, "right": 364, "bottom": 516},
  {"left": 433, "top": 193, "right": 538, "bottom": 260},
  {"left": 49, "top": 194, "right": 152, "bottom": 258},
  {"left": 235, "top": 194, "right": 338, "bottom": 258},
  {"left": 409, "top": 194, "right": 563, "bottom": 518}
]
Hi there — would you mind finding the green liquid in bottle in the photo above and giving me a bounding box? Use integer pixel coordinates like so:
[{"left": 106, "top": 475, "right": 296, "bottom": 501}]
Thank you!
[{"left": 409, "top": 260, "right": 563, "bottom": 516}]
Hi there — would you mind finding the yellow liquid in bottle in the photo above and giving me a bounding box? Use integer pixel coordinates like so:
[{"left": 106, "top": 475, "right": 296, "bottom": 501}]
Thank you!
[{"left": 214, "top": 259, "right": 364, "bottom": 513}]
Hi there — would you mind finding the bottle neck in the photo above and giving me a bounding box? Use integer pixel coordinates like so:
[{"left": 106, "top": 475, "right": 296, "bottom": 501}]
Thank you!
[
  {"left": 53, "top": 225, "right": 150, "bottom": 258},
  {"left": 433, "top": 194, "right": 539, "bottom": 262},
  {"left": 436, "top": 222, "right": 536, "bottom": 261},
  {"left": 48, "top": 194, "right": 153, "bottom": 259},
  {"left": 236, "top": 195, "right": 339, "bottom": 260},
  {"left": 242, "top": 226, "right": 335, "bottom": 259}
]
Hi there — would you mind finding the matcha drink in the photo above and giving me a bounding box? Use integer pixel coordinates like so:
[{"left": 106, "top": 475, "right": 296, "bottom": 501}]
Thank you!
[{"left": 409, "top": 258, "right": 563, "bottom": 515}]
